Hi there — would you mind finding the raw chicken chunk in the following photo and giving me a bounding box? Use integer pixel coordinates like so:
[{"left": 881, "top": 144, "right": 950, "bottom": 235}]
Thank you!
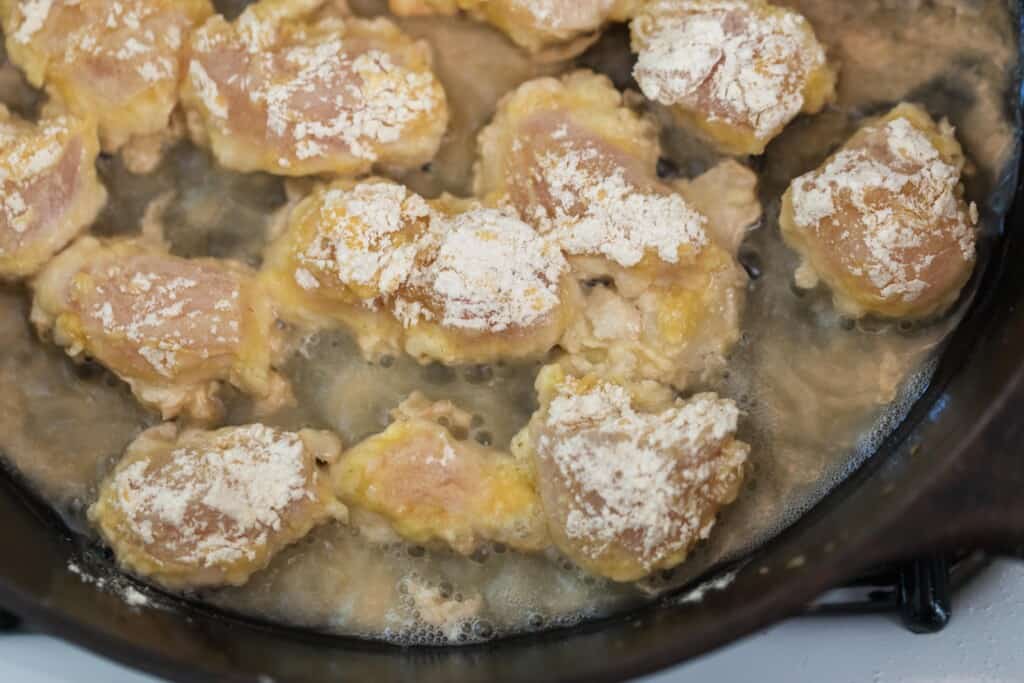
[
  {"left": 512, "top": 364, "right": 748, "bottom": 581},
  {"left": 31, "top": 235, "right": 291, "bottom": 422},
  {"left": 0, "top": 0, "right": 213, "bottom": 161},
  {"left": 780, "top": 103, "right": 977, "bottom": 319},
  {"left": 182, "top": 0, "right": 448, "bottom": 176},
  {"left": 475, "top": 71, "right": 759, "bottom": 386},
  {"left": 262, "top": 177, "right": 578, "bottom": 364},
  {"left": 390, "top": 0, "right": 641, "bottom": 57},
  {"left": 630, "top": 0, "right": 836, "bottom": 155},
  {"left": 333, "top": 393, "right": 548, "bottom": 555},
  {"left": 90, "top": 422, "right": 345, "bottom": 589},
  {"left": 0, "top": 105, "right": 105, "bottom": 279}
]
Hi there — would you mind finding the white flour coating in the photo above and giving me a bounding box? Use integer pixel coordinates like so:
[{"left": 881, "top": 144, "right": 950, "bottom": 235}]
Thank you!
[
  {"left": 789, "top": 117, "right": 977, "bottom": 302},
  {"left": 293, "top": 183, "right": 567, "bottom": 333},
  {"left": 66, "top": 561, "right": 108, "bottom": 588},
  {"left": 294, "top": 267, "right": 319, "bottom": 291},
  {"left": 190, "top": 13, "right": 443, "bottom": 163},
  {"left": 632, "top": 0, "right": 826, "bottom": 138},
  {"left": 18, "top": 0, "right": 185, "bottom": 90},
  {"left": 341, "top": 49, "right": 439, "bottom": 159},
  {"left": 298, "top": 183, "right": 431, "bottom": 298},
  {"left": 188, "top": 61, "right": 228, "bottom": 120},
  {"left": 138, "top": 345, "right": 178, "bottom": 377},
  {"left": 81, "top": 257, "right": 243, "bottom": 377},
  {"left": 405, "top": 207, "right": 567, "bottom": 332},
  {"left": 121, "top": 585, "right": 151, "bottom": 607},
  {"left": 234, "top": 5, "right": 276, "bottom": 53},
  {"left": 509, "top": 0, "right": 615, "bottom": 30},
  {"left": 66, "top": 561, "right": 151, "bottom": 607},
  {"left": 0, "top": 116, "right": 72, "bottom": 236},
  {"left": 110, "top": 425, "right": 315, "bottom": 566},
  {"left": 392, "top": 297, "right": 434, "bottom": 327},
  {"left": 12, "top": 0, "right": 53, "bottom": 43},
  {"left": 527, "top": 140, "right": 708, "bottom": 267},
  {"left": 422, "top": 434, "right": 458, "bottom": 468},
  {"left": 674, "top": 567, "right": 737, "bottom": 604},
  {"left": 537, "top": 382, "right": 745, "bottom": 567}
]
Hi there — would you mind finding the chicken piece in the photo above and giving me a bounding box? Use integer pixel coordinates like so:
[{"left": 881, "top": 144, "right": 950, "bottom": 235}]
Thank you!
[
  {"left": 0, "top": 105, "right": 106, "bottom": 279},
  {"left": 333, "top": 392, "right": 549, "bottom": 555},
  {"left": 0, "top": 0, "right": 213, "bottom": 158},
  {"left": 262, "top": 177, "right": 578, "bottom": 364},
  {"left": 181, "top": 0, "right": 448, "bottom": 177},
  {"left": 630, "top": 0, "right": 836, "bottom": 155},
  {"left": 511, "top": 364, "right": 748, "bottom": 582},
  {"left": 780, "top": 103, "right": 978, "bottom": 320},
  {"left": 397, "top": 197, "right": 578, "bottom": 365},
  {"left": 676, "top": 156, "right": 762, "bottom": 255},
  {"left": 389, "top": 0, "right": 641, "bottom": 57},
  {"left": 31, "top": 235, "right": 291, "bottom": 422},
  {"left": 261, "top": 178, "right": 423, "bottom": 357},
  {"left": 474, "top": 71, "right": 758, "bottom": 386},
  {"left": 89, "top": 422, "right": 345, "bottom": 590}
]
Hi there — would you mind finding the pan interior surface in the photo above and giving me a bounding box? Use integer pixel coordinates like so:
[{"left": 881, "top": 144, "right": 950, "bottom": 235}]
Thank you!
[{"left": 0, "top": 0, "right": 1019, "bottom": 654}]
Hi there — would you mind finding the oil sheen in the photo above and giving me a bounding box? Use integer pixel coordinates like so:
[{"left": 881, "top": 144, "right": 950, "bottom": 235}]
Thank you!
[{"left": 0, "top": 0, "right": 1018, "bottom": 644}]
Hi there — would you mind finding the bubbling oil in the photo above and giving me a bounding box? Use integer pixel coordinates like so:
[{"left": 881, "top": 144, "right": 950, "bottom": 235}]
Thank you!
[{"left": 0, "top": 0, "right": 1018, "bottom": 645}]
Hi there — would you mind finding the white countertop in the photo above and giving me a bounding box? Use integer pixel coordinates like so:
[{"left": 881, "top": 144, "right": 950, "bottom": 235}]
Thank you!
[{"left": 1, "top": 560, "right": 1021, "bottom": 683}]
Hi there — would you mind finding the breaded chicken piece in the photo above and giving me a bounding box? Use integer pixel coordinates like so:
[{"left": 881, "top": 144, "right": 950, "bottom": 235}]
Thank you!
[
  {"left": 630, "top": 0, "right": 836, "bottom": 155},
  {"left": 262, "top": 177, "right": 578, "bottom": 364},
  {"left": 390, "top": 0, "right": 641, "bottom": 57},
  {"left": 261, "top": 178, "right": 426, "bottom": 357},
  {"left": 474, "top": 71, "right": 759, "bottom": 387},
  {"left": 512, "top": 364, "right": 748, "bottom": 581},
  {"left": 0, "top": 105, "right": 106, "bottom": 279},
  {"left": 396, "top": 197, "right": 578, "bottom": 365},
  {"left": 89, "top": 422, "right": 345, "bottom": 590},
  {"left": 780, "top": 103, "right": 978, "bottom": 320},
  {"left": 31, "top": 235, "right": 291, "bottom": 422},
  {"left": 181, "top": 0, "right": 448, "bottom": 177},
  {"left": 0, "top": 0, "right": 213, "bottom": 162},
  {"left": 333, "top": 393, "right": 548, "bottom": 555}
]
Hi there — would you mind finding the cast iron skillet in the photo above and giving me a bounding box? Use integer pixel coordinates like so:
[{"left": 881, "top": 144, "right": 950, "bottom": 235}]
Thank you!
[{"left": 2, "top": 33, "right": 1024, "bottom": 683}]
